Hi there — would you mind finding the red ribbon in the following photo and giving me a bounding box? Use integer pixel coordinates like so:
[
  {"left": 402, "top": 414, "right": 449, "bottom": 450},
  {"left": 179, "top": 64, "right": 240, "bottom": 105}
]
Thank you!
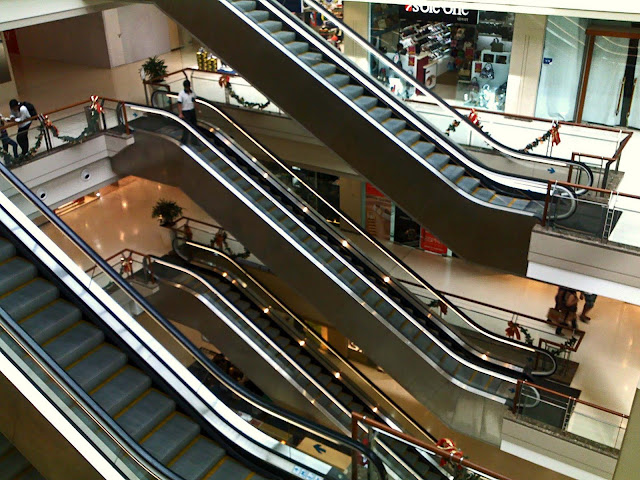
[
  {"left": 436, "top": 438, "right": 463, "bottom": 467},
  {"left": 551, "top": 124, "right": 561, "bottom": 146},
  {"left": 42, "top": 114, "right": 59, "bottom": 137},
  {"left": 468, "top": 108, "right": 479, "bottom": 126},
  {"left": 505, "top": 321, "right": 521, "bottom": 340},
  {"left": 218, "top": 75, "right": 230, "bottom": 88},
  {"left": 90, "top": 95, "right": 104, "bottom": 114}
]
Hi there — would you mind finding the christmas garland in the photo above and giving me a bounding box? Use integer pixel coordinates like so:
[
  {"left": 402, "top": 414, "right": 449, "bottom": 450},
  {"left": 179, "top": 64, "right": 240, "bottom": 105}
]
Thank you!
[
  {"left": 505, "top": 321, "right": 534, "bottom": 346},
  {"left": 0, "top": 127, "right": 45, "bottom": 167},
  {"left": 521, "top": 122, "right": 561, "bottom": 153},
  {"left": 444, "top": 109, "right": 491, "bottom": 137},
  {"left": 548, "top": 335, "right": 577, "bottom": 357},
  {"left": 219, "top": 75, "right": 271, "bottom": 110},
  {"left": 210, "top": 228, "right": 251, "bottom": 260}
]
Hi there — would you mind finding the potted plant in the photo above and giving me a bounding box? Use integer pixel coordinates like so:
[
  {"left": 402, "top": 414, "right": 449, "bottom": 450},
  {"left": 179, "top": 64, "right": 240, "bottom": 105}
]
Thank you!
[
  {"left": 141, "top": 56, "right": 168, "bottom": 83},
  {"left": 152, "top": 199, "right": 183, "bottom": 226}
]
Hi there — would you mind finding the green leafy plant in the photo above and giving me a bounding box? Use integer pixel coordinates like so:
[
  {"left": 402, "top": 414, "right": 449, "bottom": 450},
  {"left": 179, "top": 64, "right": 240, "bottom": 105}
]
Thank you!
[
  {"left": 141, "top": 56, "right": 168, "bottom": 83},
  {"left": 151, "top": 199, "right": 183, "bottom": 226}
]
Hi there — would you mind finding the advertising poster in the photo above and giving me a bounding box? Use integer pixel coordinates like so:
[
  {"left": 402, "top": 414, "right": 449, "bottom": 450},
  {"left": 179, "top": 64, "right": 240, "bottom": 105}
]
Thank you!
[
  {"left": 365, "top": 183, "right": 392, "bottom": 241},
  {"left": 420, "top": 227, "right": 448, "bottom": 255}
]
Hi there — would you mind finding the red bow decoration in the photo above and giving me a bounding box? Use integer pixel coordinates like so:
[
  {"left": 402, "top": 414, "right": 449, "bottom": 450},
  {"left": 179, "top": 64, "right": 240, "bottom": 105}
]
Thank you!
[
  {"left": 42, "top": 114, "right": 59, "bottom": 137},
  {"left": 436, "top": 438, "right": 463, "bottom": 467},
  {"left": 505, "top": 321, "right": 521, "bottom": 340},
  {"left": 90, "top": 96, "right": 104, "bottom": 114},
  {"left": 121, "top": 255, "right": 133, "bottom": 275},
  {"left": 218, "top": 75, "right": 230, "bottom": 88},
  {"left": 468, "top": 108, "right": 479, "bottom": 126},
  {"left": 551, "top": 123, "right": 561, "bottom": 146}
]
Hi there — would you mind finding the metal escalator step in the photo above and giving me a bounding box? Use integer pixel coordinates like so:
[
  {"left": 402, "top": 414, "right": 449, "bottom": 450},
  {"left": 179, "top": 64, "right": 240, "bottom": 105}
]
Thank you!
[
  {"left": 0, "top": 258, "right": 37, "bottom": 295},
  {"left": 403, "top": 451, "right": 418, "bottom": 466},
  {"left": 525, "top": 201, "right": 544, "bottom": 218},
  {"left": 273, "top": 31, "right": 296, "bottom": 44},
  {"left": 413, "top": 334, "right": 432, "bottom": 352},
  {"left": 43, "top": 322, "right": 104, "bottom": 368},
  {"left": 117, "top": 390, "right": 175, "bottom": 441},
  {"left": 274, "top": 336, "right": 290, "bottom": 349},
  {"left": 400, "top": 321, "right": 420, "bottom": 340},
  {"left": 340, "top": 84, "right": 364, "bottom": 99},
  {"left": 66, "top": 345, "right": 127, "bottom": 391},
  {"left": 294, "top": 354, "right": 311, "bottom": 367},
  {"left": 396, "top": 130, "right": 421, "bottom": 146},
  {"left": 382, "top": 118, "right": 406, "bottom": 135},
  {"left": 472, "top": 188, "right": 495, "bottom": 202},
  {"left": 509, "top": 198, "right": 530, "bottom": 210},
  {"left": 386, "top": 311, "right": 405, "bottom": 328},
  {"left": 337, "top": 392, "right": 353, "bottom": 406},
  {"left": 20, "top": 300, "right": 81, "bottom": 343},
  {"left": 485, "top": 377, "right": 502, "bottom": 394},
  {"left": 264, "top": 327, "right": 280, "bottom": 339},
  {"left": 457, "top": 176, "right": 481, "bottom": 193},
  {"left": 298, "top": 52, "right": 323, "bottom": 66},
  {"left": 232, "top": 0, "right": 256, "bottom": 12},
  {"left": 317, "top": 373, "right": 331, "bottom": 386},
  {"left": 326, "top": 74, "right": 350, "bottom": 88},
  {"left": 412, "top": 141, "right": 435, "bottom": 158},
  {"left": 312, "top": 63, "right": 337, "bottom": 77},
  {"left": 439, "top": 355, "right": 459, "bottom": 375},
  {"left": 455, "top": 365, "right": 475, "bottom": 382},
  {"left": 258, "top": 20, "right": 282, "bottom": 33},
  {"left": 284, "top": 345, "right": 301, "bottom": 358},
  {"left": 142, "top": 414, "right": 200, "bottom": 464},
  {"left": 425, "top": 153, "right": 449, "bottom": 170},
  {"left": 489, "top": 195, "right": 511, "bottom": 207},
  {"left": 349, "top": 402, "right": 364, "bottom": 413},
  {"left": 0, "top": 449, "right": 30, "bottom": 480},
  {"left": 244, "top": 308, "right": 260, "bottom": 320},
  {"left": 468, "top": 372, "right": 491, "bottom": 391},
  {"left": 92, "top": 367, "right": 152, "bottom": 416},
  {"left": 326, "top": 383, "right": 341, "bottom": 396},
  {"left": 306, "top": 364, "right": 321, "bottom": 377},
  {"left": 354, "top": 96, "right": 378, "bottom": 111},
  {"left": 247, "top": 10, "right": 269, "bottom": 22},
  {"left": 441, "top": 165, "right": 465, "bottom": 182},
  {"left": 0, "top": 238, "right": 15, "bottom": 262},
  {"left": 235, "top": 301, "right": 251, "bottom": 312},
  {"left": 170, "top": 437, "right": 226, "bottom": 480},
  {"left": 253, "top": 317, "right": 270, "bottom": 330},
  {"left": 368, "top": 107, "right": 392, "bottom": 123},
  {"left": 286, "top": 42, "right": 309, "bottom": 55},
  {"left": 207, "top": 458, "right": 251, "bottom": 480}
]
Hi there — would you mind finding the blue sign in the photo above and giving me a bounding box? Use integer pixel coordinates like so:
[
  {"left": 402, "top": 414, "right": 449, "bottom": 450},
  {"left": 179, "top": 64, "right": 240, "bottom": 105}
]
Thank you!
[{"left": 543, "top": 57, "right": 553, "bottom": 65}]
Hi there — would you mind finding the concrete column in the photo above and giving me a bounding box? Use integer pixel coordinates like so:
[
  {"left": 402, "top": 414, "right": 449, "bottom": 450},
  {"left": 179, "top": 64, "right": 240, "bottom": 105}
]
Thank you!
[
  {"left": 338, "top": 176, "right": 364, "bottom": 232},
  {"left": 342, "top": 1, "right": 370, "bottom": 71},
  {"left": 505, "top": 14, "right": 547, "bottom": 116},
  {"left": 613, "top": 380, "right": 640, "bottom": 479}
]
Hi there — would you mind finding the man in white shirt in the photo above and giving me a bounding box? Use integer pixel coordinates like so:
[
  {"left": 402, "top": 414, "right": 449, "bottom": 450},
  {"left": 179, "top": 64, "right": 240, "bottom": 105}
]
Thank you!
[
  {"left": 177, "top": 80, "right": 196, "bottom": 144},
  {"left": 9, "top": 99, "right": 32, "bottom": 155}
]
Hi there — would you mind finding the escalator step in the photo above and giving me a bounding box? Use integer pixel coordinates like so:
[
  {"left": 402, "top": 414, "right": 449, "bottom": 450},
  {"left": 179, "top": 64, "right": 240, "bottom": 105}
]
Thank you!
[
  {"left": 273, "top": 31, "right": 296, "bottom": 44},
  {"left": 274, "top": 336, "right": 290, "bottom": 349},
  {"left": 337, "top": 392, "right": 353, "bottom": 406},
  {"left": 468, "top": 372, "right": 492, "bottom": 391},
  {"left": 298, "top": 52, "right": 323, "bottom": 66},
  {"left": 414, "top": 334, "right": 432, "bottom": 352},
  {"left": 368, "top": 107, "right": 392, "bottom": 123},
  {"left": 0, "top": 449, "right": 29, "bottom": 480},
  {"left": 326, "top": 74, "right": 350, "bottom": 88},
  {"left": 67, "top": 344, "right": 127, "bottom": 391},
  {"left": 306, "top": 364, "right": 321, "bottom": 377},
  {"left": 295, "top": 355, "right": 311, "bottom": 367},
  {"left": 244, "top": 308, "right": 260, "bottom": 320},
  {"left": 247, "top": 10, "right": 270, "bottom": 22},
  {"left": 441, "top": 165, "right": 465, "bottom": 182},
  {"left": 400, "top": 321, "right": 420, "bottom": 340},
  {"left": 43, "top": 322, "right": 104, "bottom": 368},
  {"left": 489, "top": 195, "right": 511, "bottom": 207},
  {"left": 0, "top": 238, "right": 16, "bottom": 262},
  {"left": 457, "top": 176, "right": 481, "bottom": 193},
  {"left": 425, "top": 153, "right": 449, "bottom": 170},
  {"left": 440, "top": 355, "right": 459, "bottom": 375},
  {"left": 396, "top": 130, "right": 421, "bottom": 146},
  {"left": 116, "top": 390, "right": 176, "bottom": 440},
  {"left": 286, "top": 42, "right": 309, "bottom": 55},
  {"left": 170, "top": 438, "right": 226, "bottom": 480},
  {"left": 284, "top": 345, "right": 300, "bottom": 358},
  {"left": 264, "top": 327, "right": 280, "bottom": 339},
  {"left": 232, "top": 0, "right": 257, "bottom": 12},
  {"left": 0, "top": 258, "right": 37, "bottom": 294},
  {"left": 258, "top": 20, "right": 282, "bottom": 33},
  {"left": 340, "top": 84, "right": 364, "bottom": 99},
  {"left": 20, "top": 299, "right": 81, "bottom": 343},
  {"left": 327, "top": 383, "right": 342, "bottom": 396},
  {"left": 412, "top": 141, "right": 436, "bottom": 158},
  {"left": 509, "top": 198, "right": 530, "bottom": 210},
  {"left": 349, "top": 402, "right": 364, "bottom": 413},
  {"left": 235, "top": 300, "right": 251, "bottom": 312},
  {"left": 382, "top": 118, "right": 406, "bottom": 135},
  {"left": 142, "top": 414, "right": 200, "bottom": 464},
  {"left": 312, "top": 63, "right": 337, "bottom": 77},
  {"left": 472, "top": 188, "right": 495, "bottom": 202},
  {"left": 92, "top": 367, "right": 152, "bottom": 416},
  {"left": 317, "top": 373, "right": 331, "bottom": 386},
  {"left": 525, "top": 201, "right": 544, "bottom": 217},
  {"left": 354, "top": 96, "right": 378, "bottom": 111},
  {"left": 207, "top": 458, "right": 252, "bottom": 480},
  {"left": 254, "top": 317, "right": 270, "bottom": 330}
]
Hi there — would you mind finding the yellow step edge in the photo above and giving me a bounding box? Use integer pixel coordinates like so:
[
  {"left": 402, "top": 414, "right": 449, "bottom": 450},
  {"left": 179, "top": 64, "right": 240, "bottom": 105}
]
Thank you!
[
  {"left": 0, "top": 277, "right": 39, "bottom": 301},
  {"left": 202, "top": 455, "right": 232, "bottom": 480},
  {"left": 468, "top": 371, "right": 478, "bottom": 383},
  {"left": 484, "top": 377, "right": 494, "bottom": 391},
  {"left": 506, "top": 198, "right": 517, "bottom": 207},
  {"left": 114, "top": 388, "right": 155, "bottom": 420},
  {"left": 88, "top": 365, "right": 130, "bottom": 396},
  {"left": 245, "top": 471, "right": 257, "bottom": 480},
  {"left": 63, "top": 343, "right": 106, "bottom": 372},
  {"left": 167, "top": 436, "right": 202, "bottom": 468},
  {"left": 18, "top": 298, "right": 67, "bottom": 325},
  {"left": 139, "top": 411, "right": 178, "bottom": 445},
  {"left": 41, "top": 320, "right": 92, "bottom": 348}
]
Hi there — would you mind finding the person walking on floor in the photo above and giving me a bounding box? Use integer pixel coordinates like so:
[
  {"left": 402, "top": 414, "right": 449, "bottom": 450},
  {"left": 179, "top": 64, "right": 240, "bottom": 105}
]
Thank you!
[
  {"left": 177, "top": 80, "right": 197, "bottom": 144},
  {"left": 9, "top": 99, "right": 32, "bottom": 155},
  {"left": 554, "top": 287, "right": 578, "bottom": 335},
  {"left": 580, "top": 292, "right": 597, "bottom": 323},
  {"left": 0, "top": 115, "right": 18, "bottom": 159}
]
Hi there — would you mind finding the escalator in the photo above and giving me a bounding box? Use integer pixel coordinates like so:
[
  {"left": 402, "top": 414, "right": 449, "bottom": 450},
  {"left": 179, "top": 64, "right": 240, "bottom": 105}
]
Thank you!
[
  {"left": 112, "top": 102, "right": 551, "bottom": 445},
  {"left": 144, "top": 246, "right": 452, "bottom": 480},
  {"left": 147, "top": 0, "right": 591, "bottom": 274},
  {"left": 0, "top": 146, "right": 386, "bottom": 480},
  {"left": 0, "top": 433, "right": 44, "bottom": 480}
]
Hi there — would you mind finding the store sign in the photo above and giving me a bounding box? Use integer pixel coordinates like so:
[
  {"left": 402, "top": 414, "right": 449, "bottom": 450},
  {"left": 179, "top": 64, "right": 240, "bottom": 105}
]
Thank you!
[
  {"left": 403, "top": 4, "right": 479, "bottom": 24},
  {"left": 420, "top": 228, "right": 448, "bottom": 255}
]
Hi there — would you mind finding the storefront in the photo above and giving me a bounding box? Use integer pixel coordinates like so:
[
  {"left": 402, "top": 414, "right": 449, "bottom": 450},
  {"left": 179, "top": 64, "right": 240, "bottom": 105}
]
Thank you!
[{"left": 369, "top": 3, "right": 515, "bottom": 112}]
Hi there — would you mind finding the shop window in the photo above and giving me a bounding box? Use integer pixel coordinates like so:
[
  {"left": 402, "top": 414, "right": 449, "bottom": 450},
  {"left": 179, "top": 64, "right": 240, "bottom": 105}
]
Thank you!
[{"left": 367, "top": 4, "right": 514, "bottom": 112}]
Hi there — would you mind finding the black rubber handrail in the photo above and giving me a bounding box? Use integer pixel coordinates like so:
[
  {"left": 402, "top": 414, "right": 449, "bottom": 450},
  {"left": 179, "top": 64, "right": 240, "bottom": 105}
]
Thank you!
[{"left": 0, "top": 157, "right": 388, "bottom": 480}]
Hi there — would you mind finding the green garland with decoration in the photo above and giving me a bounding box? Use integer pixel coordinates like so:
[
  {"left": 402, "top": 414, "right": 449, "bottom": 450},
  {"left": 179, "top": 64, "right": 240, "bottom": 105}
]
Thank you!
[
  {"left": 548, "top": 335, "right": 578, "bottom": 357},
  {"left": 226, "top": 84, "right": 271, "bottom": 110},
  {"left": 521, "top": 122, "right": 560, "bottom": 153},
  {"left": 518, "top": 325, "right": 534, "bottom": 346},
  {"left": 210, "top": 229, "right": 251, "bottom": 260},
  {"left": 0, "top": 127, "right": 45, "bottom": 167}
]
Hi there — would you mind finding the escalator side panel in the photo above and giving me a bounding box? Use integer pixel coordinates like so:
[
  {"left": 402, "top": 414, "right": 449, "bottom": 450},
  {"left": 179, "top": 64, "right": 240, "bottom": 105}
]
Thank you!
[
  {"left": 111, "top": 132, "right": 505, "bottom": 445},
  {"left": 151, "top": 0, "right": 537, "bottom": 274}
]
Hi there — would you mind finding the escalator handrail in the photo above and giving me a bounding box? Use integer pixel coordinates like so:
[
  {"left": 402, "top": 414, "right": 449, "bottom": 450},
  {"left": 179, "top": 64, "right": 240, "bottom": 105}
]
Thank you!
[
  {"left": 129, "top": 103, "right": 529, "bottom": 396},
  {"left": 221, "top": 0, "right": 578, "bottom": 206},
  {"left": 302, "top": 0, "right": 594, "bottom": 194},
  {"left": 0, "top": 148, "right": 388, "bottom": 480},
  {"left": 175, "top": 238, "right": 443, "bottom": 446},
  {"left": 153, "top": 90, "right": 557, "bottom": 378}
]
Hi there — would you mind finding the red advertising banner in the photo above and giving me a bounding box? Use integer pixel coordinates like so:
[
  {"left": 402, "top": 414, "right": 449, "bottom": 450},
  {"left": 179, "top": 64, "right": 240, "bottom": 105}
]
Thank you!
[
  {"left": 365, "top": 183, "right": 392, "bottom": 241},
  {"left": 420, "top": 228, "right": 448, "bottom": 255}
]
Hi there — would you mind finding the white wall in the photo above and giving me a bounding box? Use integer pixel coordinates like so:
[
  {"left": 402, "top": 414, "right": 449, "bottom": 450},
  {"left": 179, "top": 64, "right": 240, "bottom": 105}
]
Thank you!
[{"left": 15, "top": 13, "right": 111, "bottom": 68}]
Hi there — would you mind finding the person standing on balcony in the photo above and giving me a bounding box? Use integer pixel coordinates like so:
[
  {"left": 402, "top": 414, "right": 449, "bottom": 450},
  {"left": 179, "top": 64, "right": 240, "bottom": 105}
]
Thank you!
[
  {"left": 177, "top": 80, "right": 197, "bottom": 144},
  {"left": 8, "top": 99, "right": 32, "bottom": 155},
  {"left": 0, "top": 115, "right": 18, "bottom": 159},
  {"left": 580, "top": 292, "right": 597, "bottom": 323}
]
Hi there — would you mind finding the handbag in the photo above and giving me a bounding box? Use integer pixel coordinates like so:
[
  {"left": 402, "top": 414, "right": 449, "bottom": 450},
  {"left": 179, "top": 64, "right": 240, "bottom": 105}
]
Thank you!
[
  {"left": 480, "top": 63, "right": 495, "bottom": 79},
  {"left": 547, "top": 308, "right": 566, "bottom": 324},
  {"left": 490, "top": 38, "right": 505, "bottom": 52}
]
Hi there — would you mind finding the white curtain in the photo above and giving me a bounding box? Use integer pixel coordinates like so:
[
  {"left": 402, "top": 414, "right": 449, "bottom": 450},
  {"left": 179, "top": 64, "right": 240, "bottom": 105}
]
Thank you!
[
  {"left": 535, "top": 17, "right": 588, "bottom": 121},
  {"left": 581, "top": 36, "right": 629, "bottom": 126}
]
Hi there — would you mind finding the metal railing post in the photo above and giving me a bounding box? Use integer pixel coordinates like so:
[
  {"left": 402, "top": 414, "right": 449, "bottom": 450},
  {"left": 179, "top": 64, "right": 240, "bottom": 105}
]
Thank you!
[
  {"left": 512, "top": 380, "right": 523, "bottom": 414},
  {"left": 351, "top": 414, "right": 359, "bottom": 480},
  {"left": 541, "top": 181, "right": 552, "bottom": 227}
]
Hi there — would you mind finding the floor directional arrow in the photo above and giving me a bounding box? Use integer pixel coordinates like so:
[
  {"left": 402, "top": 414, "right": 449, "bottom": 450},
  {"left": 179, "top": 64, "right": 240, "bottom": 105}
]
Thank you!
[
  {"left": 313, "top": 444, "right": 327, "bottom": 454},
  {"left": 548, "top": 167, "right": 556, "bottom": 174}
]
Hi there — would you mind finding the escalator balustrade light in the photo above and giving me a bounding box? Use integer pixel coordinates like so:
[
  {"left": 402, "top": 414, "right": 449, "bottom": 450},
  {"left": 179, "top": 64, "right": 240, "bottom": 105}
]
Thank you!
[
  {"left": 372, "top": 406, "right": 378, "bottom": 413},
  {"left": 299, "top": 340, "right": 306, "bottom": 347},
  {"left": 334, "top": 372, "right": 341, "bottom": 379},
  {"left": 209, "top": 127, "right": 215, "bottom": 133},
  {"left": 341, "top": 240, "right": 349, "bottom": 248},
  {"left": 302, "top": 206, "right": 309, "bottom": 213},
  {"left": 96, "top": 192, "right": 101, "bottom": 197},
  {"left": 383, "top": 276, "right": 390, "bottom": 283},
  {"left": 263, "top": 307, "right": 270, "bottom": 314},
  {"left": 481, "top": 354, "right": 488, "bottom": 360},
  {"left": 241, "top": 282, "right": 248, "bottom": 288},
  {"left": 280, "top": 440, "right": 287, "bottom": 445},
  {"left": 222, "top": 272, "right": 228, "bottom": 277},
  {"left": 263, "top": 172, "right": 269, "bottom": 179}
]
